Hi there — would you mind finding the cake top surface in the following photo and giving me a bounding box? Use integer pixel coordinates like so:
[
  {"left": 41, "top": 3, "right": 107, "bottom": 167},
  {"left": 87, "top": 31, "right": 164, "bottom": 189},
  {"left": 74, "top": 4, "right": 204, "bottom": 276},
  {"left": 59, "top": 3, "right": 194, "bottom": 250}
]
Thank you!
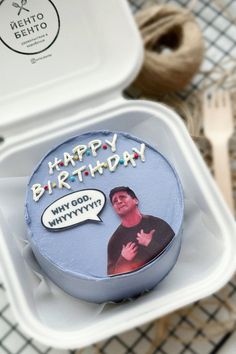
[{"left": 25, "top": 131, "right": 184, "bottom": 279}]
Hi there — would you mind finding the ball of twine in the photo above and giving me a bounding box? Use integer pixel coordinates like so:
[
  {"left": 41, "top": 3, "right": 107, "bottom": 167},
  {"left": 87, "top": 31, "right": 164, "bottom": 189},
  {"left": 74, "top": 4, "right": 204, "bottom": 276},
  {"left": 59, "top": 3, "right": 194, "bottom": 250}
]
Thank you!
[{"left": 132, "top": 4, "right": 204, "bottom": 96}]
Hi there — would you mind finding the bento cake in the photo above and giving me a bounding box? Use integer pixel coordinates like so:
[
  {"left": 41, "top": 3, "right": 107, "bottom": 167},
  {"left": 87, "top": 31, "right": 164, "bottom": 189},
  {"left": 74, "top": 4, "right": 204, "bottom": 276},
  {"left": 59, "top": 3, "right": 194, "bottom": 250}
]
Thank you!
[{"left": 25, "top": 131, "right": 184, "bottom": 303}]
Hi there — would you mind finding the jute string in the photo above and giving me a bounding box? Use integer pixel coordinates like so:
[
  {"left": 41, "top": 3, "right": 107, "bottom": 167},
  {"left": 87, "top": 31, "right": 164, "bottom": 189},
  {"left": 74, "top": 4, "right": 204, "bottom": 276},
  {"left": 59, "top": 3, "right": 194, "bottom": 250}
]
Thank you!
[{"left": 131, "top": 4, "right": 204, "bottom": 96}]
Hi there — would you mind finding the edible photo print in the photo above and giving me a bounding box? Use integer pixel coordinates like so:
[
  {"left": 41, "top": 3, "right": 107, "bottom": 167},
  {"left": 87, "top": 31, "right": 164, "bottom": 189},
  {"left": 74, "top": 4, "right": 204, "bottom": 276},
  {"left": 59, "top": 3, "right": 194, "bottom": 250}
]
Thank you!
[{"left": 107, "top": 186, "right": 175, "bottom": 276}]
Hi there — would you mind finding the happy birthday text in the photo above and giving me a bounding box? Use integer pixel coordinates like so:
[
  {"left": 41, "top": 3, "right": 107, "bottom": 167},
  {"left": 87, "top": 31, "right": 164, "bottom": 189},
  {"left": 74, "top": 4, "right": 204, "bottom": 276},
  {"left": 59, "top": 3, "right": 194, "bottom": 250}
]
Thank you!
[{"left": 31, "top": 134, "right": 146, "bottom": 202}]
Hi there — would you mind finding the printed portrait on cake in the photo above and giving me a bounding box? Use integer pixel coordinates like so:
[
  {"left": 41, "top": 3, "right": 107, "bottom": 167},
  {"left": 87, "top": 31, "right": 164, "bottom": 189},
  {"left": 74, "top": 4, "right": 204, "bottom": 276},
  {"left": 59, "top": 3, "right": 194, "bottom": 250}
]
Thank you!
[{"left": 107, "top": 186, "right": 175, "bottom": 276}]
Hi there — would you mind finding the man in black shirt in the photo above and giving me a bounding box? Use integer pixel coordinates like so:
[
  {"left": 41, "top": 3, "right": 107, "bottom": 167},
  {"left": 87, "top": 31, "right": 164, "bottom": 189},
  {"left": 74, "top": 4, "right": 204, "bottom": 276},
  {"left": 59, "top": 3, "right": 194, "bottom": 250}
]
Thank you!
[{"left": 107, "top": 186, "right": 175, "bottom": 276}]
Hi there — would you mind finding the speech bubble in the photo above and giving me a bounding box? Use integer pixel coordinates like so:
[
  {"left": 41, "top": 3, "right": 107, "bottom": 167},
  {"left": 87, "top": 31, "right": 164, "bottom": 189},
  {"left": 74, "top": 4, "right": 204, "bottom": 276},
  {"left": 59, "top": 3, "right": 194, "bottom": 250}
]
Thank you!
[{"left": 41, "top": 189, "right": 106, "bottom": 231}]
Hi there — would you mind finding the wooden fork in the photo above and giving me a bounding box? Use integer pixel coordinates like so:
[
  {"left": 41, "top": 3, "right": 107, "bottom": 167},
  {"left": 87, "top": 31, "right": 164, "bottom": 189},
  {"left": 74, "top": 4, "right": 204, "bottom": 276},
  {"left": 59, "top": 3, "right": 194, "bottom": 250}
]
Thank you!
[{"left": 203, "top": 90, "right": 234, "bottom": 214}]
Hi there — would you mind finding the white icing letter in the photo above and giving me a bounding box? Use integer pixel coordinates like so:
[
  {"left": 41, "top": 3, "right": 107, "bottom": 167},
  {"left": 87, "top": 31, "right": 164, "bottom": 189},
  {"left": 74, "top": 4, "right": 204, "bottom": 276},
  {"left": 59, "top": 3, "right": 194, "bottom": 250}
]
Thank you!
[
  {"left": 88, "top": 139, "right": 102, "bottom": 157},
  {"left": 123, "top": 151, "right": 136, "bottom": 167},
  {"left": 58, "top": 171, "right": 71, "bottom": 190},
  {"left": 48, "top": 157, "right": 62, "bottom": 175},
  {"left": 132, "top": 143, "right": 146, "bottom": 161},
  {"left": 88, "top": 160, "right": 104, "bottom": 177},
  {"left": 73, "top": 166, "right": 86, "bottom": 182},
  {"left": 47, "top": 180, "right": 52, "bottom": 195},
  {"left": 72, "top": 145, "right": 87, "bottom": 161},
  {"left": 105, "top": 134, "right": 117, "bottom": 152},
  {"left": 64, "top": 152, "right": 76, "bottom": 167},
  {"left": 31, "top": 184, "right": 45, "bottom": 202},
  {"left": 107, "top": 154, "right": 120, "bottom": 172}
]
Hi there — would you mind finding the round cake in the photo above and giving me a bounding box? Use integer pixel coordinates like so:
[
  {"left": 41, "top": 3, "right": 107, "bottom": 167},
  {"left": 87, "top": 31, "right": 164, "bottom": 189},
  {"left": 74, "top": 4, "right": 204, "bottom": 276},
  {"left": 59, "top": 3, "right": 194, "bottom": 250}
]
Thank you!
[{"left": 25, "top": 131, "right": 184, "bottom": 303}]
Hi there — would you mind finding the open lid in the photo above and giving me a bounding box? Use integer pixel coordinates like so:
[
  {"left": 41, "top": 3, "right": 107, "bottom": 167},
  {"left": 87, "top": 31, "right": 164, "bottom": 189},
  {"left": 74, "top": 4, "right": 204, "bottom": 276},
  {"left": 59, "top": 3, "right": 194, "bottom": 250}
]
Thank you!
[{"left": 0, "top": 0, "right": 143, "bottom": 130}]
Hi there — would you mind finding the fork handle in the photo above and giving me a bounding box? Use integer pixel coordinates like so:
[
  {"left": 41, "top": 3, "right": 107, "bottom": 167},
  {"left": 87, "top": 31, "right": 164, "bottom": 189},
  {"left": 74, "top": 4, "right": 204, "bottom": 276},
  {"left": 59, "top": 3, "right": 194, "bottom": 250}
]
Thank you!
[{"left": 211, "top": 141, "right": 234, "bottom": 214}]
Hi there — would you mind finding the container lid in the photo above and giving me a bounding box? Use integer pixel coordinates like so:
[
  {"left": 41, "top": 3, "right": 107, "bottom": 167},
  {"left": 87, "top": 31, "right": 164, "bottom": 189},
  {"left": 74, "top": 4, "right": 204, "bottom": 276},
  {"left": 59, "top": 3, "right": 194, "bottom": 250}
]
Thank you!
[{"left": 0, "top": 0, "right": 143, "bottom": 129}]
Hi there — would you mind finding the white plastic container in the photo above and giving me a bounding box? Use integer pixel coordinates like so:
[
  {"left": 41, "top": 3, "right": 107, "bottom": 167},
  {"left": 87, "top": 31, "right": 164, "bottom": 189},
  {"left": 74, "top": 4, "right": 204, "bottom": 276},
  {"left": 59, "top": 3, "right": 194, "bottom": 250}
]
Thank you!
[{"left": 0, "top": 0, "right": 235, "bottom": 349}]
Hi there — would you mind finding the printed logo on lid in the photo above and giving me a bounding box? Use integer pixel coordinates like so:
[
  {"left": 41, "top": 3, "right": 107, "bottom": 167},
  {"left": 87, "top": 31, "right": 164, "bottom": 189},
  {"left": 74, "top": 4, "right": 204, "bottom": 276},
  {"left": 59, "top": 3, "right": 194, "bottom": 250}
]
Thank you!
[
  {"left": 0, "top": 0, "right": 60, "bottom": 55},
  {"left": 12, "top": 0, "right": 30, "bottom": 16}
]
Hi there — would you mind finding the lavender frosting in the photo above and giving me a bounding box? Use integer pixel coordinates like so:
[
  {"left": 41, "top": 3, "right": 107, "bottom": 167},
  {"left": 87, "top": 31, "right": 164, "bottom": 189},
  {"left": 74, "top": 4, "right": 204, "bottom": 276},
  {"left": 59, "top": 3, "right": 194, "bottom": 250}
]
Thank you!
[{"left": 25, "top": 131, "right": 184, "bottom": 302}]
